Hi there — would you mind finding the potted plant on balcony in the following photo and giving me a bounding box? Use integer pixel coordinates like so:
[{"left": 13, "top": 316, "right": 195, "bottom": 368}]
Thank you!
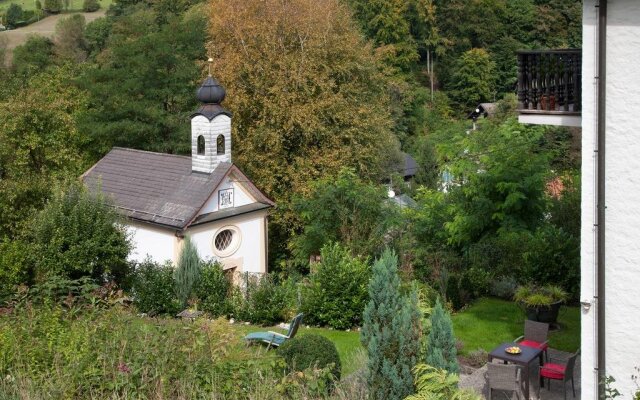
[{"left": 514, "top": 284, "right": 568, "bottom": 324}]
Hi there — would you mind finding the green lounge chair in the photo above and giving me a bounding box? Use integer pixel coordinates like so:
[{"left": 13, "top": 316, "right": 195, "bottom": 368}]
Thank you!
[{"left": 244, "top": 313, "right": 303, "bottom": 348}]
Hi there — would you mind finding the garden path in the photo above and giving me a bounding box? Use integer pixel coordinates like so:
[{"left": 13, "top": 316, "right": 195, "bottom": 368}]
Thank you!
[{"left": 460, "top": 348, "right": 581, "bottom": 400}]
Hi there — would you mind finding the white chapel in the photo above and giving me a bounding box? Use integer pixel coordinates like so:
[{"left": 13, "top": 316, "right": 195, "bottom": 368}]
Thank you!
[{"left": 82, "top": 73, "right": 274, "bottom": 275}]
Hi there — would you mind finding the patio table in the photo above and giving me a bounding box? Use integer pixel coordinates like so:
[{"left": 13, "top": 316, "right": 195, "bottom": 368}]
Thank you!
[{"left": 488, "top": 342, "right": 543, "bottom": 400}]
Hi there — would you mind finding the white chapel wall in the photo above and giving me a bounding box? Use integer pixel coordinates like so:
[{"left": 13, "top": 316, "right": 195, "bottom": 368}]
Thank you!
[
  {"left": 126, "top": 221, "right": 178, "bottom": 264},
  {"left": 186, "top": 211, "right": 267, "bottom": 274}
]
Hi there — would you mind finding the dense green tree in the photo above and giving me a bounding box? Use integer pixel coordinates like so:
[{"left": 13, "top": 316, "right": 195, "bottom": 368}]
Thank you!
[
  {"left": 5, "top": 4, "right": 23, "bottom": 28},
  {"left": 449, "top": 48, "right": 496, "bottom": 109},
  {"left": 30, "top": 182, "right": 132, "bottom": 282},
  {"left": 425, "top": 298, "right": 458, "bottom": 374},
  {"left": 292, "top": 168, "right": 397, "bottom": 263},
  {"left": 173, "top": 235, "right": 201, "bottom": 308},
  {"left": 420, "top": 117, "right": 551, "bottom": 247},
  {"left": 77, "top": 7, "right": 205, "bottom": 158},
  {"left": 207, "top": 0, "right": 402, "bottom": 262},
  {"left": 0, "top": 66, "right": 89, "bottom": 238},
  {"left": 54, "top": 14, "right": 88, "bottom": 62},
  {"left": 84, "top": 17, "right": 112, "bottom": 56},
  {"left": 301, "top": 242, "right": 370, "bottom": 329},
  {"left": 361, "top": 249, "right": 421, "bottom": 400},
  {"left": 11, "top": 36, "right": 54, "bottom": 76},
  {"left": 347, "top": 0, "right": 418, "bottom": 71}
]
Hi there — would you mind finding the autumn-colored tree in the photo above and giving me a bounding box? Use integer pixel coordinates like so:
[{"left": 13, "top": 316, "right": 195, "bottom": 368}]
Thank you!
[{"left": 207, "top": 0, "right": 401, "bottom": 249}]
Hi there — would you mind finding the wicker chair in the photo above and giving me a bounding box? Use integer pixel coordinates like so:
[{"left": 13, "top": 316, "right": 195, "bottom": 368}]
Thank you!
[
  {"left": 515, "top": 320, "right": 550, "bottom": 362},
  {"left": 487, "top": 363, "right": 525, "bottom": 400},
  {"left": 539, "top": 349, "right": 580, "bottom": 400}
]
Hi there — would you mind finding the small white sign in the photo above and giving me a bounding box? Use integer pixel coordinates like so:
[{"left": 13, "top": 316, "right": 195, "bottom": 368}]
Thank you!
[{"left": 219, "top": 188, "right": 234, "bottom": 209}]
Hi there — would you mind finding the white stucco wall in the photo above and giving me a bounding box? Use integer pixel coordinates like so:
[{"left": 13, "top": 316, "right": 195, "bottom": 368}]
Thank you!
[
  {"left": 185, "top": 211, "right": 268, "bottom": 274},
  {"left": 582, "top": 1, "right": 640, "bottom": 398},
  {"left": 197, "top": 176, "right": 256, "bottom": 215},
  {"left": 126, "top": 221, "right": 178, "bottom": 264}
]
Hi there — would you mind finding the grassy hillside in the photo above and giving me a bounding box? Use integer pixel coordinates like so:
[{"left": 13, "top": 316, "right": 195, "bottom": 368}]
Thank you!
[{"left": 0, "top": 0, "right": 112, "bottom": 12}]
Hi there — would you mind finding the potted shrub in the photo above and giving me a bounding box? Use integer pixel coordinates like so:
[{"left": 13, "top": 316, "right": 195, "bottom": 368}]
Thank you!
[{"left": 514, "top": 284, "right": 568, "bottom": 324}]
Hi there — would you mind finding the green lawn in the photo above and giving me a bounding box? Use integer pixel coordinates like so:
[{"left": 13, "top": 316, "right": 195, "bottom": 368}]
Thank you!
[
  {"left": 239, "top": 297, "right": 581, "bottom": 373},
  {"left": 452, "top": 297, "right": 580, "bottom": 356},
  {"left": 238, "top": 324, "right": 364, "bottom": 376},
  {"left": 0, "top": 0, "right": 112, "bottom": 12}
]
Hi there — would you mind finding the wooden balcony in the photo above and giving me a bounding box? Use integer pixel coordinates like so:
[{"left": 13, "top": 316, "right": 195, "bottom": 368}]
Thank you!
[{"left": 517, "top": 49, "right": 582, "bottom": 127}]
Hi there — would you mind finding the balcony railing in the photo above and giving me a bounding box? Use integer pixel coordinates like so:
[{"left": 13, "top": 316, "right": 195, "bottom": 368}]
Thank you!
[{"left": 517, "top": 49, "right": 581, "bottom": 114}]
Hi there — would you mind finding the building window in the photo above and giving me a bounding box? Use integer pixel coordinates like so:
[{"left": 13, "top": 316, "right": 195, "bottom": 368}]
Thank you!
[
  {"left": 197, "top": 135, "right": 205, "bottom": 155},
  {"left": 217, "top": 134, "right": 225, "bottom": 155},
  {"left": 212, "top": 225, "right": 241, "bottom": 257}
]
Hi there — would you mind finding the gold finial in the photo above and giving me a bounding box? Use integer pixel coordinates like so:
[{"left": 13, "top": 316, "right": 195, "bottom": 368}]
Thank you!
[{"left": 207, "top": 57, "right": 214, "bottom": 76}]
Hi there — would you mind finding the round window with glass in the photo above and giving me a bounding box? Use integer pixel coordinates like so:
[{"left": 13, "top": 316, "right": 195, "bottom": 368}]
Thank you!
[{"left": 212, "top": 226, "right": 241, "bottom": 257}]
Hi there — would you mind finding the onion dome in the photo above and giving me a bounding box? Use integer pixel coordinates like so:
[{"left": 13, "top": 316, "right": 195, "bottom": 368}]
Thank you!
[{"left": 196, "top": 76, "right": 226, "bottom": 104}]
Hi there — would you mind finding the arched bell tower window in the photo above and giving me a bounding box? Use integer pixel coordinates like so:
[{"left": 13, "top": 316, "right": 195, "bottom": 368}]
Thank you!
[
  {"left": 217, "top": 134, "right": 225, "bottom": 155},
  {"left": 197, "top": 135, "right": 205, "bottom": 155}
]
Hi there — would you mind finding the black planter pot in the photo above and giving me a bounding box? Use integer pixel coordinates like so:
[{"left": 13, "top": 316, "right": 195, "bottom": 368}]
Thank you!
[{"left": 524, "top": 301, "right": 563, "bottom": 324}]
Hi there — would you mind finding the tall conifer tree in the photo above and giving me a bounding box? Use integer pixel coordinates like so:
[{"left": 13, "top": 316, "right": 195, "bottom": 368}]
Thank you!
[{"left": 361, "top": 249, "right": 421, "bottom": 400}]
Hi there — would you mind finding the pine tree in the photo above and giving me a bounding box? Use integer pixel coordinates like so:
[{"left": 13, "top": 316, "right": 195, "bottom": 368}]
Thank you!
[
  {"left": 425, "top": 297, "right": 459, "bottom": 374},
  {"left": 173, "top": 236, "right": 201, "bottom": 308},
  {"left": 361, "top": 249, "right": 422, "bottom": 400}
]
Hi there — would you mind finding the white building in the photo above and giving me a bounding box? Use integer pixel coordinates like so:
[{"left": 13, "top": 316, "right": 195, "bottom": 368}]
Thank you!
[
  {"left": 83, "top": 75, "right": 274, "bottom": 275},
  {"left": 517, "top": 1, "right": 640, "bottom": 397}
]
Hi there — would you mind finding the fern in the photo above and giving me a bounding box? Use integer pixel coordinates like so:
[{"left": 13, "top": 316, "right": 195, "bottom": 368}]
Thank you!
[{"left": 405, "top": 364, "right": 481, "bottom": 400}]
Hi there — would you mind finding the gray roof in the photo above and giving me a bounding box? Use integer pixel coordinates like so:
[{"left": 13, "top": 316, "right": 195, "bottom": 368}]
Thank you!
[
  {"left": 395, "top": 152, "right": 418, "bottom": 178},
  {"left": 82, "top": 148, "right": 272, "bottom": 230}
]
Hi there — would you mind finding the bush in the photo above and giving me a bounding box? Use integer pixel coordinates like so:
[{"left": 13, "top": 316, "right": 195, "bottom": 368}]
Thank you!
[
  {"left": 521, "top": 224, "right": 580, "bottom": 300},
  {"left": 82, "top": 0, "right": 100, "bottom": 12},
  {"left": 425, "top": 298, "right": 458, "bottom": 374},
  {"left": 232, "top": 274, "right": 295, "bottom": 325},
  {"left": 173, "top": 236, "right": 201, "bottom": 309},
  {"left": 0, "top": 239, "right": 32, "bottom": 302},
  {"left": 43, "top": 0, "right": 62, "bottom": 13},
  {"left": 5, "top": 4, "right": 22, "bottom": 28},
  {"left": 132, "top": 260, "right": 179, "bottom": 316},
  {"left": 278, "top": 334, "right": 341, "bottom": 380},
  {"left": 193, "top": 261, "right": 230, "bottom": 317},
  {"left": 301, "top": 242, "right": 370, "bottom": 329},
  {"left": 459, "top": 267, "right": 492, "bottom": 299},
  {"left": 490, "top": 276, "right": 518, "bottom": 299},
  {"left": 30, "top": 182, "right": 132, "bottom": 284}
]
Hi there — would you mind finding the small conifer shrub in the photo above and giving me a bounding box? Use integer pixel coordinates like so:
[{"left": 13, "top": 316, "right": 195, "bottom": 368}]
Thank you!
[
  {"left": 173, "top": 236, "right": 201, "bottom": 309},
  {"left": 425, "top": 298, "right": 459, "bottom": 374}
]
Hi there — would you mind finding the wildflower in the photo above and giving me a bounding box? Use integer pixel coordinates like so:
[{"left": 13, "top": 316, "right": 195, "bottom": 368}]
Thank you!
[{"left": 117, "top": 362, "right": 131, "bottom": 374}]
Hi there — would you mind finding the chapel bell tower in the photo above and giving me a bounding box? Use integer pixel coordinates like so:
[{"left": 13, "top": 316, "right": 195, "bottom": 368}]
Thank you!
[{"left": 191, "top": 59, "right": 232, "bottom": 174}]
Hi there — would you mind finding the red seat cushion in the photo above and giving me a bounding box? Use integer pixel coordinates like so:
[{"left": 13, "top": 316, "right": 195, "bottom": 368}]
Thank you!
[
  {"left": 520, "top": 339, "right": 549, "bottom": 351},
  {"left": 540, "top": 363, "right": 566, "bottom": 380}
]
